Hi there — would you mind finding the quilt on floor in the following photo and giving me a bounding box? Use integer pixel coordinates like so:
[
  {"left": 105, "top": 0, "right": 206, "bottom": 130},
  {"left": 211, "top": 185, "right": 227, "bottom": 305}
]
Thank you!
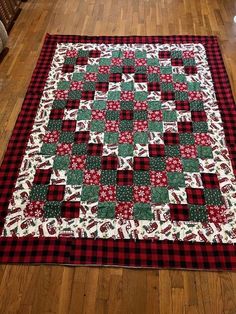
[{"left": 0, "top": 35, "right": 235, "bottom": 269}]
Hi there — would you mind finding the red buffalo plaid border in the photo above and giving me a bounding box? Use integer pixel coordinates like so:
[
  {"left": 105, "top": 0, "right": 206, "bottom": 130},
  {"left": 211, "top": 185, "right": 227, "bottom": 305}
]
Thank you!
[{"left": 0, "top": 34, "right": 236, "bottom": 270}]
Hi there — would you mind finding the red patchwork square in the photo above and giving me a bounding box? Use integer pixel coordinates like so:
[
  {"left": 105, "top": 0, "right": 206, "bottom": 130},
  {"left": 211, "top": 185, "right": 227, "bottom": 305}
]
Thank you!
[
  {"left": 92, "top": 110, "right": 106, "bottom": 120},
  {"left": 99, "top": 185, "right": 116, "bottom": 202},
  {"left": 166, "top": 157, "right": 183, "bottom": 172},
  {"left": 56, "top": 143, "right": 72, "bottom": 155},
  {"left": 159, "top": 51, "right": 171, "bottom": 59},
  {"left": 62, "top": 120, "right": 76, "bottom": 132},
  {"left": 185, "top": 66, "right": 197, "bottom": 75},
  {"left": 122, "top": 66, "right": 135, "bottom": 74},
  {"left": 49, "top": 109, "right": 64, "bottom": 120},
  {"left": 105, "top": 120, "right": 119, "bottom": 132},
  {"left": 115, "top": 202, "right": 134, "bottom": 220},
  {"left": 191, "top": 111, "right": 207, "bottom": 121},
  {"left": 207, "top": 205, "right": 227, "bottom": 223},
  {"left": 178, "top": 122, "right": 193, "bottom": 133},
  {"left": 133, "top": 121, "right": 148, "bottom": 131},
  {"left": 83, "top": 170, "right": 100, "bottom": 185},
  {"left": 33, "top": 169, "right": 52, "bottom": 184},
  {"left": 170, "top": 204, "right": 189, "bottom": 221},
  {"left": 164, "top": 132, "right": 180, "bottom": 145},
  {"left": 109, "top": 73, "right": 122, "bottom": 82},
  {"left": 70, "top": 81, "right": 84, "bottom": 90},
  {"left": 120, "top": 110, "right": 133, "bottom": 120},
  {"left": 133, "top": 186, "right": 151, "bottom": 202},
  {"left": 134, "top": 74, "right": 147, "bottom": 82},
  {"left": 43, "top": 131, "right": 60, "bottom": 143},
  {"left": 171, "top": 58, "right": 183, "bottom": 66},
  {"left": 149, "top": 144, "right": 165, "bottom": 157},
  {"left": 186, "top": 188, "right": 205, "bottom": 205},
  {"left": 76, "top": 57, "right": 88, "bottom": 65},
  {"left": 69, "top": 155, "right": 86, "bottom": 170},
  {"left": 47, "top": 185, "right": 65, "bottom": 201},
  {"left": 175, "top": 101, "right": 190, "bottom": 111},
  {"left": 98, "top": 66, "right": 110, "bottom": 74},
  {"left": 87, "top": 143, "right": 103, "bottom": 156},
  {"left": 161, "top": 91, "right": 175, "bottom": 101},
  {"left": 102, "top": 156, "right": 118, "bottom": 170},
  {"left": 148, "top": 110, "right": 162, "bottom": 121},
  {"left": 201, "top": 173, "right": 219, "bottom": 188},
  {"left": 194, "top": 133, "right": 211, "bottom": 146},
  {"left": 148, "top": 82, "right": 160, "bottom": 92},
  {"left": 180, "top": 145, "right": 197, "bottom": 158},
  {"left": 89, "top": 50, "right": 101, "bottom": 58},
  {"left": 119, "top": 132, "right": 133, "bottom": 144},
  {"left": 61, "top": 201, "right": 81, "bottom": 218},
  {"left": 95, "top": 82, "right": 109, "bottom": 92},
  {"left": 107, "top": 101, "right": 120, "bottom": 110},
  {"left": 134, "top": 157, "right": 150, "bottom": 170},
  {"left": 74, "top": 131, "right": 90, "bottom": 143},
  {"left": 117, "top": 170, "right": 133, "bottom": 185},
  {"left": 150, "top": 171, "right": 167, "bottom": 186},
  {"left": 174, "top": 83, "right": 188, "bottom": 92},
  {"left": 66, "top": 100, "right": 80, "bottom": 109},
  {"left": 121, "top": 91, "right": 134, "bottom": 101},
  {"left": 85, "top": 73, "right": 97, "bottom": 81},
  {"left": 62, "top": 64, "right": 74, "bottom": 73},
  {"left": 81, "top": 91, "right": 95, "bottom": 100}
]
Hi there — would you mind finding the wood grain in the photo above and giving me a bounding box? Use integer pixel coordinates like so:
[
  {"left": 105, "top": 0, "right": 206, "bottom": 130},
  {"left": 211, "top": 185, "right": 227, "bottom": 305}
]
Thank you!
[{"left": 0, "top": 0, "right": 236, "bottom": 313}]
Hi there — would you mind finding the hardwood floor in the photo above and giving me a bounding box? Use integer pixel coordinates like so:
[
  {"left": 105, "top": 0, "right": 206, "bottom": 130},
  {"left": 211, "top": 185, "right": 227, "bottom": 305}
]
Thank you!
[{"left": 0, "top": 0, "right": 236, "bottom": 313}]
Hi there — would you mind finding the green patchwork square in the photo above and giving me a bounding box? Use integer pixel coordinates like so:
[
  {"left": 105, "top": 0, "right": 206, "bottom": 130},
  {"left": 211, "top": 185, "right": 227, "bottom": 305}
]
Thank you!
[
  {"left": 72, "top": 143, "right": 87, "bottom": 155},
  {"left": 173, "top": 74, "right": 186, "bottom": 82},
  {"left": 106, "top": 110, "right": 119, "bottom": 120},
  {"left": 110, "top": 66, "right": 123, "bottom": 73},
  {"left": 117, "top": 186, "right": 133, "bottom": 201},
  {"left": 147, "top": 73, "right": 160, "bottom": 82},
  {"left": 171, "top": 51, "right": 182, "bottom": 59},
  {"left": 150, "top": 157, "right": 166, "bottom": 171},
  {"left": 165, "top": 145, "right": 180, "bottom": 157},
  {"left": 97, "top": 73, "right": 109, "bottom": 82},
  {"left": 121, "top": 81, "right": 134, "bottom": 91},
  {"left": 135, "top": 50, "right": 146, "bottom": 58},
  {"left": 57, "top": 81, "right": 70, "bottom": 90},
  {"left": 119, "top": 120, "right": 133, "bottom": 131},
  {"left": 30, "top": 184, "right": 48, "bottom": 201},
  {"left": 161, "top": 83, "right": 174, "bottom": 92},
  {"left": 187, "top": 82, "right": 201, "bottom": 91},
  {"left": 193, "top": 122, "right": 208, "bottom": 133},
  {"left": 99, "top": 58, "right": 111, "bottom": 65},
  {"left": 123, "top": 58, "right": 135, "bottom": 66},
  {"left": 100, "top": 170, "right": 117, "bottom": 185},
  {"left": 83, "top": 81, "right": 96, "bottom": 91},
  {"left": 66, "top": 170, "right": 83, "bottom": 185},
  {"left": 86, "top": 156, "right": 101, "bottom": 169},
  {"left": 90, "top": 120, "right": 105, "bottom": 132},
  {"left": 64, "top": 57, "right": 77, "bottom": 65},
  {"left": 160, "top": 66, "right": 172, "bottom": 74},
  {"left": 152, "top": 187, "right": 169, "bottom": 203},
  {"left": 162, "top": 110, "right": 177, "bottom": 121},
  {"left": 148, "top": 121, "right": 163, "bottom": 132},
  {"left": 189, "top": 205, "right": 208, "bottom": 222},
  {"left": 107, "top": 91, "right": 120, "bottom": 100},
  {"left": 189, "top": 101, "right": 204, "bottom": 111},
  {"left": 81, "top": 185, "right": 99, "bottom": 202},
  {"left": 175, "top": 91, "right": 188, "bottom": 101},
  {"left": 104, "top": 132, "right": 119, "bottom": 144},
  {"left": 52, "top": 100, "right": 67, "bottom": 109},
  {"left": 134, "top": 132, "right": 148, "bottom": 144},
  {"left": 120, "top": 101, "right": 134, "bottom": 110},
  {"left": 86, "top": 65, "right": 98, "bottom": 73},
  {"left": 204, "top": 189, "right": 223, "bottom": 205},
  {"left": 135, "top": 66, "right": 147, "bottom": 74},
  {"left": 197, "top": 146, "right": 213, "bottom": 159},
  {"left": 133, "top": 203, "right": 153, "bottom": 220},
  {"left": 182, "top": 158, "right": 200, "bottom": 172},
  {"left": 148, "top": 101, "right": 161, "bottom": 110},
  {"left": 78, "top": 50, "right": 89, "bottom": 57},
  {"left": 179, "top": 133, "right": 195, "bottom": 145},
  {"left": 147, "top": 58, "right": 159, "bottom": 66},
  {"left": 53, "top": 156, "right": 70, "bottom": 170},
  {"left": 59, "top": 132, "right": 75, "bottom": 143},
  {"left": 118, "top": 144, "right": 133, "bottom": 157},
  {"left": 133, "top": 110, "right": 147, "bottom": 120},
  {"left": 77, "top": 109, "right": 91, "bottom": 120},
  {"left": 47, "top": 120, "right": 62, "bottom": 131},
  {"left": 72, "top": 72, "right": 85, "bottom": 81},
  {"left": 135, "top": 91, "right": 148, "bottom": 101},
  {"left": 44, "top": 201, "right": 62, "bottom": 218},
  {"left": 92, "top": 100, "right": 107, "bottom": 110},
  {"left": 167, "top": 172, "right": 185, "bottom": 188},
  {"left": 41, "top": 143, "right": 57, "bottom": 155},
  {"left": 133, "top": 171, "right": 150, "bottom": 186},
  {"left": 183, "top": 58, "right": 196, "bottom": 66},
  {"left": 97, "top": 202, "right": 116, "bottom": 219},
  {"left": 68, "top": 90, "right": 82, "bottom": 100},
  {"left": 112, "top": 50, "right": 122, "bottom": 58}
]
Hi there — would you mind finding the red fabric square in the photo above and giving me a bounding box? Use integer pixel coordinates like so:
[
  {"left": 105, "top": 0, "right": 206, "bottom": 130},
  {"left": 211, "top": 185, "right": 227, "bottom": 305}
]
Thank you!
[
  {"left": 56, "top": 143, "right": 72, "bottom": 155},
  {"left": 161, "top": 91, "right": 175, "bottom": 101},
  {"left": 43, "top": 131, "right": 60, "bottom": 143},
  {"left": 62, "top": 64, "right": 74, "bottom": 73},
  {"left": 185, "top": 66, "right": 197, "bottom": 75},
  {"left": 201, "top": 173, "right": 219, "bottom": 188},
  {"left": 180, "top": 145, "right": 197, "bottom": 158},
  {"left": 164, "top": 132, "right": 180, "bottom": 145},
  {"left": 175, "top": 101, "right": 190, "bottom": 111},
  {"left": 89, "top": 50, "right": 101, "bottom": 58},
  {"left": 133, "top": 121, "right": 148, "bottom": 131},
  {"left": 49, "top": 109, "right": 64, "bottom": 120},
  {"left": 109, "top": 73, "right": 122, "bottom": 82},
  {"left": 159, "top": 51, "right": 171, "bottom": 59},
  {"left": 117, "top": 170, "right": 133, "bottom": 185},
  {"left": 150, "top": 171, "right": 167, "bottom": 186},
  {"left": 95, "top": 82, "right": 109, "bottom": 92},
  {"left": 119, "top": 132, "right": 133, "bottom": 144},
  {"left": 174, "top": 83, "right": 188, "bottom": 92},
  {"left": 74, "top": 131, "right": 90, "bottom": 143},
  {"left": 33, "top": 169, "right": 52, "bottom": 184},
  {"left": 177, "top": 122, "right": 193, "bottom": 133},
  {"left": 120, "top": 110, "right": 133, "bottom": 120},
  {"left": 122, "top": 66, "right": 135, "bottom": 74},
  {"left": 69, "top": 155, "right": 86, "bottom": 170},
  {"left": 99, "top": 185, "right": 116, "bottom": 202},
  {"left": 133, "top": 157, "right": 150, "bottom": 170},
  {"left": 98, "top": 66, "right": 110, "bottom": 74},
  {"left": 148, "top": 110, "right": 162, "bottom": 121},
  {"left": 66, "top": 100, "right": 80, "bottom": 109},
  {"left": 83, "top": 170, "right": 100, "bottom": 185},
  {"left": 133, "top": 186, "right": 151, "bottom": 202},
  {"left": 207, "top": 205, "right": 227, "bottom": 223},
  {"left": 91, "top": 110, "right": 106, "bottom": 120},
  {"left": 170, "top": 204, "right": 189, "bottom": 221},
  {"left": 194, "top": 133, "right": 211, "bottom": 146},
  {"left": 186, "top": 188, "right": 205, "bottom": 205},
  {"left": 134, "top": 74, "right": 147, "bottom": 82},
  {"left": 149, "top": 144, "right": 165, "bottom": 157},
  {"left": 87, "top": 143, "right": 103, "bottom": 156},
  {"left": 171, "top": 59, "right": 183, "bottom": 66},
  {"left": 62, "top": 120, "right": 76, "bottom": 132},
  {"left": 148, "top": 82, "right": 160, "bottom": 92},
  {"left": 102, "top": 156, "right": 118, "bottom": 170},
  {"left": 115, "top": 202, "right": 133, "bottom": 220},
  {"left": 105, "top": 121, "right": 119, "bottom": 132},
  {"left": 107, "top": 101, "right": 120, "bottom": 110},
  {"left": 47, "top": 185, "right": 65, "bottom": 201},
  {"left": 81, "top": 91, "right": 95, "bottom": 100},
  {"left": 166, "top": 157, "right": 182, "bottom": 172},
  {"left": 191, "top": 111, "right": 207, "bottom": 122},
  {"left": 76, "top": 57, "right": 88, "bottom": 65},
  {"left": 61, "top": 202, "right": 81, "bottom": 218}
]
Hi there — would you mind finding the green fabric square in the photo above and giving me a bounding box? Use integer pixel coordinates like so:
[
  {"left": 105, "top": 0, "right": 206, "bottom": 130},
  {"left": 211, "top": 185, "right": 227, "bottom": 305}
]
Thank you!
[
  {"left": 67, "top": 170, "right": 83, "bottom": 185},
  {"left": 187, "top": 82, "right": 201, "bottom": 91},
  {"left": 112, "top": 50, "right": 122, "bottom": 58},
  {"left": 99, "top": 58, "right": 111, "bottom": 65},
  {"left": 171, "top": 51, "right": 183, "bottom": 59},
  {"left": 86, "top": 65, "right": 98, "bottom": 73},
  {"left": 133, "top": 171, "right": 150, "bottom": 186},
  {"left": 162, "top": 110, "right": 177, "bottom": 121},
  {"left": 173, "top": 74, "right": 186, "bottom": 82},
  {"left": 41, "top": 143, "right": 57, "bottom": 155},
  {"left": 72, "top": 73, "right": 84, "bottom": 81},
  {"left": 53, "top": 156, "right": 70, "bottom": 170},
  {"left": 183, "top": 58, "right": 196, "bottom": 66},
  {"left": 147, "top": 58, "right": 159, "bottom": 66},
  {"left": 83, "top": 81, "right": 96, "bottom": 91},
  {"left": 107, "top": 91, "right": 120, "bottom": 100},
  {"left": 92, "top": 100, "right": 107, "bottom": 110},
  {"left": 47, "top": 120, "right": 62, "bottom": 131},
  {"left": 147, "top": 73, "right": 160, "bottom": 82},
  {"left": 134, "top": 92, "right": 148, "bottom": 101},
  {"left": 90, "top": 120, "right": 105, "bottom": 132},
  {"left": 148, "top": 101, "right": 161, "bottom": 110},
  {"left": 150, "top": 157, "right": 166, "bottom": 171},
  {"left": 118, "top": 144, "right": 133, "bottom": 157},
  {"left": 97, "top": 202, "right": 116, "bottom": 219},
  {"left": 182, "top": 158, "right": 200, "bottom": 172},
  {"left": 197, "top": 146, "right": 213, "bottom": 159},
  {"left": 57, "top": 81, "right": 70, "bottom": 90},
  {"left": 110, "top": 66, "right": 123, "bottom": 73},
  {"left": 160, "top": 66, "right": 172, "bottom": 74},
  {"left": 133, "top": 110, "right": 147, "bottom": 120},
  {"left": 193, "top": 122, "right": 208, "bottom": 133},
  {"left": 165, "top": 145, "right": 180, "bottom": 157},
  {"left": 133, "top": 203, "right": 153, "bottom": 220},
  {"left": 134, "top": 132, "right": 148, "bottom": 144},
  {"left": 117, "top": 186, "right": 133, "bottom": 201},
  {"left": 135, "top": 66, "right": 147, "bottom": 74},
  {"left": 120, "top": 101, "right": 134, "bottom": 110},
  {"left": 106, "top": 110, "right": 119, "bottom": 120},
  {"left": 121, "top": 82, "right": 134, "bottom": 91},
  {"left": 44, "top": 201, "right": 62, "bottom": 218},
  {"left": 135, "top": 51, "right": 146, "bottom": 58},
  {"left": 204, "top": 189, "right": 223, "bottom": 205},
  {"left": 189, "top": 101, "right": 204, "bottom": 111},
  {"left": 179, "top": 133, "right": 195, "bottom": 145},
  {"left": 77, "top": 109, "right": 91, "bottom": 120},
  {"left": 59, "top": 132, "right": 75, "bottom": 143},
  {"left": 52, "top": 100, "right": 67, "bottom": 109},
  {"left": 148, "top": 122, "right": 163, "bottom": 132},
  {"left": 123, "top": 58, "right": 135, "bottom": 66},
  {"left": 81, "top": 185, "right": 99, "bottom": 202},
  {"left": 119, "top": 120, "right": 133, "bottom": 131},
  {"left": 97, "top": 73, "right": 109, "bottom": 82},
  {"left": 30, "top": 185, "right": 48, "bottom": 201},
  {"left": 100, "top": 170, "right": 117, "bottom": 185},
  {"left": 167, "top": 172, "right": 185, "bottom": 188},
  {"left": 189, "top": 205, "right": 207, "bottom": 222},
  {"left": 64, "top": 57, "right": 76, "bottom": 65},
  {"left": 161, "top": 83, "right": 174, "bottom": 92},
  {"left": 175, "top": 91, "right": 188, "bottom": 101},
  {"left": 68, "top": 90, "right": 82, "bottom": 100},
  {"left": 104, "top": 132, "right": 119, "bottom": 144},
  {"left": 152, "top": 187, "right": 169, "bottom": 203},
  {"left": 86, "top": 156, "right": 101, "bottom": 169},
  {"left": 72, "top": 143, "right": 87, "bottom": 155},
  {"left": 78, "top": 50, "right": 89, "bottom": 57}
]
